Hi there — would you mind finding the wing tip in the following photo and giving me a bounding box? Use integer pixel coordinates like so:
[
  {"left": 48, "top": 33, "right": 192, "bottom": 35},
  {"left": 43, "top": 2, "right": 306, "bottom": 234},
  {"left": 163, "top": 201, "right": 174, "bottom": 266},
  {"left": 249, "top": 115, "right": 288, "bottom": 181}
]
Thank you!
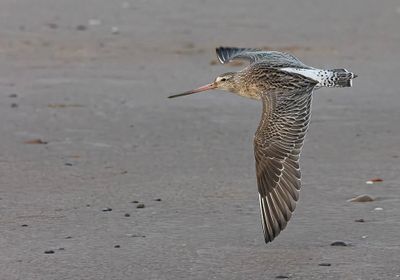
[
  {"left": 259, "top": 191, "right": 295, "bottom": 244},
  {"left": 216, "top": 46, "right": 252, "bottom": 64},
  {"left": 215, "top": 46, "right": 235, "bottom": 64}
]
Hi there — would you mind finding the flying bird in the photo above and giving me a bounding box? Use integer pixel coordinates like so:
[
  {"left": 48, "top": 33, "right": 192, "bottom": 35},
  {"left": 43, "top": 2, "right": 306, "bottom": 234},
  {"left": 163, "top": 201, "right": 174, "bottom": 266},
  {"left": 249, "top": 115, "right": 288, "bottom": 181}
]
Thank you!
[{"left": 169, "top": 47, "right": 357, "bottom": 244}]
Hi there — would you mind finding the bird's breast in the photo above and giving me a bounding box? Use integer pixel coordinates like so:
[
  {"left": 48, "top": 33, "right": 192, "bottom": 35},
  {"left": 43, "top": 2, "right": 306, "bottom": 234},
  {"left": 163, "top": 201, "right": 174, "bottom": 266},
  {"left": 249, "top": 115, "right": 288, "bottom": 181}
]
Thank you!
[{"left": 236, "top": 85, "right": 262, "bottom": 100}]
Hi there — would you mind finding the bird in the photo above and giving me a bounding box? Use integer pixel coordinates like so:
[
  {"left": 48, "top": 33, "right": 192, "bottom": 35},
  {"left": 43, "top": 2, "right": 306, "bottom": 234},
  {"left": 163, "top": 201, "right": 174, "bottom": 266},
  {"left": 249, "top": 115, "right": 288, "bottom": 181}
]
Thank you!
[{"left": 168, "top": 47, "right": 357, "bottom": 244}]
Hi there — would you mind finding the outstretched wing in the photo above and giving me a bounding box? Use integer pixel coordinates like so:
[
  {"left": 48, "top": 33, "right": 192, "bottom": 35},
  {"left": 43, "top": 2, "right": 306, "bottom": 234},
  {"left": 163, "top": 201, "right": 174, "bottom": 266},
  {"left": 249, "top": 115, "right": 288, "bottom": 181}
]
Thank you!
[
  {"left": 254, "top": 87, "right": 313, "bottom": 243},
  {"left": 216, "top": 47, "right": 309, "bottom": 68}
]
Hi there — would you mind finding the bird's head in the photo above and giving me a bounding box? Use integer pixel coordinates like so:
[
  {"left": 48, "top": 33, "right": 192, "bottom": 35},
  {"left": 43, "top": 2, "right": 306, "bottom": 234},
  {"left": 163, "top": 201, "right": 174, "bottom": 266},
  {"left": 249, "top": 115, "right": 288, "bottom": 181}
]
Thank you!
[
  {"left": 213, "top": 72, "right": 237, "bottom": 91},
  {"left": 168, "top": 72, "right": 238, "bottom": 99}
]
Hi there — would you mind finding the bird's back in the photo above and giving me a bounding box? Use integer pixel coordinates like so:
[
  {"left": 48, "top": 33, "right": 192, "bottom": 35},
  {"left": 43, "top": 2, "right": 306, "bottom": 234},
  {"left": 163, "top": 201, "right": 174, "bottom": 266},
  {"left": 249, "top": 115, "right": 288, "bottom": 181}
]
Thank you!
[
  {"left": 217, "top": 47, "right": 356, "bottom": 91},
  {"left": 237, "top": 62, "right": 318, "bottom": 99}
]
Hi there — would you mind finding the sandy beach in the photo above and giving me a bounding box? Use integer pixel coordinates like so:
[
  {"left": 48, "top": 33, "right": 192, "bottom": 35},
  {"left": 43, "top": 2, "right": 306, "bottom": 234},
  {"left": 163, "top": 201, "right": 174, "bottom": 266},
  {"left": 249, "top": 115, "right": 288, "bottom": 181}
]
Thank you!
[{"left": 0, "top": 1, "right": 399, "bottom": 279}]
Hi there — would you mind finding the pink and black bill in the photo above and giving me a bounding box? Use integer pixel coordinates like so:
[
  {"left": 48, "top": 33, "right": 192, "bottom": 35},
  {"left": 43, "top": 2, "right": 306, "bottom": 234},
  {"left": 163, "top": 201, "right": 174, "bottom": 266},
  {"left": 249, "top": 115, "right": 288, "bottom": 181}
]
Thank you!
[{"left": 168, "top": 83, "right": 216, "bottom": 98}]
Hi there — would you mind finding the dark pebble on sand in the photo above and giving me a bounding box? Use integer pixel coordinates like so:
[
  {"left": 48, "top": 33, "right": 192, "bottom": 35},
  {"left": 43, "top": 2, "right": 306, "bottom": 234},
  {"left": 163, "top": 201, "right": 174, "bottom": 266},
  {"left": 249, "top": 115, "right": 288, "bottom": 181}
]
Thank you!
[
  {"left": 276, "top": 276, "right": 289, "bottom": 279},
  {"left": 8, "top": 93, "right": 18, "bottom": 98},
  {"left": 44, "top": 250, "right": 55, "bottom": 254},
  {"left": 124, "top": 213, "right": 131, "bottom": 217},
  {"left": 76, "top": 25, "right": 87, "bottom": 31},
  {"left": 355, "top": 218, "right": 365, "bottom": 222},
  {"left": 127, "top": 234, "right": 146, "bottom": 238},
  {"left": 319, "top": 263, "right": 331, "bottom": 266},
  {"left": 21, "top": 224, "right": 28, "bottom": 227},
  {"left": 64, "top": 162, "right": 73, "bottom": 166},
  {"left": 65, "top": 236, "right": 72, "bottom": 239},
  {"left": 47, "top": 23, "right": 58, "bottom": 29},
  {"left": 58, "top": 247, "right": 65, "bottom": 251},
  {"left": 331, "top": 241, "right": 348, "bottom": 246},
  {"left": 102, "top": 207, "right": 112, "bottom": 212},
  {"left": 136, "top": 203, "right": 145, "bottom": 208},
  {"left": 131, "top": 200, "right": 139, "bottom": 204},
  {"left": 11, "top": 103, "right": 18, "bottom": 108},
  {"left": 114, "top": 245, "right": 120, "bottom": 248},
  {"left": 154, "top": 198, "right": 162, "bottom": 201}
]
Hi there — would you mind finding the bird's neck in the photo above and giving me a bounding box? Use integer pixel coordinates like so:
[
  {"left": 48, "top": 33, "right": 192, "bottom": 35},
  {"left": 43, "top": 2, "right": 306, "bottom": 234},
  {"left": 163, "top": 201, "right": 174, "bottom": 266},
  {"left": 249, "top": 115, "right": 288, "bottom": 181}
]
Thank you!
[{"left": 231, "top": 73, "right": 261, "bottom": 100}]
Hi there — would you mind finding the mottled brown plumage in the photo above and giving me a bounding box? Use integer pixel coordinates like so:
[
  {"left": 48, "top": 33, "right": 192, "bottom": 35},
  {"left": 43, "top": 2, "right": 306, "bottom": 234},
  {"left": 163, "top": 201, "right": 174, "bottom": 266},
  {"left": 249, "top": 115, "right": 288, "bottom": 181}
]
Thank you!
[{"left": 169, "top": 47, "right": 357, "bottom": 244}]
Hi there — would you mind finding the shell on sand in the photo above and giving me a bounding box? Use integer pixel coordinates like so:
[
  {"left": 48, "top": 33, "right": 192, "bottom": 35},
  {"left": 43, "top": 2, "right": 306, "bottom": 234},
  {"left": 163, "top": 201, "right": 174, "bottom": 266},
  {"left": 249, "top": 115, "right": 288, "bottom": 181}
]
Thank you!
[{"left": 348, "top": 194, "right": 375, "bottom": 202}]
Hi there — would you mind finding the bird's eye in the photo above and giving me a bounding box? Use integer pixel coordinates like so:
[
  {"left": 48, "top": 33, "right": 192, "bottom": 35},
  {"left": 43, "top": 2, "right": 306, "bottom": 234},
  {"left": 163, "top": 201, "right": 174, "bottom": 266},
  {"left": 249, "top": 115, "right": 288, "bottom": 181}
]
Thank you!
[{"left": 220, "top": 78, "right": 226, "bottom": 82}]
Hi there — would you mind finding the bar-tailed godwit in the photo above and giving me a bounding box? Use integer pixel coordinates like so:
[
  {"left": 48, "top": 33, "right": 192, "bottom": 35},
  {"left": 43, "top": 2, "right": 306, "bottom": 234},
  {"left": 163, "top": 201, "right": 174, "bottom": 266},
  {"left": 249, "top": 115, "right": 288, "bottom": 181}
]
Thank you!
[{"left": 169, "top": 47, "right": 357, "bottom": 244}]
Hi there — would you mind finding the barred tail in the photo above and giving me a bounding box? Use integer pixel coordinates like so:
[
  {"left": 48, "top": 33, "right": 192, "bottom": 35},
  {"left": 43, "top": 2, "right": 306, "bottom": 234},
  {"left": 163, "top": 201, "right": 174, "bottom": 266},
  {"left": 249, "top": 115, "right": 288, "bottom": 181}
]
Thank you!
[{"left": 327, "top": 68, "right": 358, "bottom": 87}]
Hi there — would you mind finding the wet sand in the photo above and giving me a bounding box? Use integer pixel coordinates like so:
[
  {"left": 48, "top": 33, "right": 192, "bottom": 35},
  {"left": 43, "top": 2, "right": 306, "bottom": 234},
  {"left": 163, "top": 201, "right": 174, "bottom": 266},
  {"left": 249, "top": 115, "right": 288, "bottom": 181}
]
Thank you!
[{"left": 1, "top": 1, "right": 399, "bottom": 279}]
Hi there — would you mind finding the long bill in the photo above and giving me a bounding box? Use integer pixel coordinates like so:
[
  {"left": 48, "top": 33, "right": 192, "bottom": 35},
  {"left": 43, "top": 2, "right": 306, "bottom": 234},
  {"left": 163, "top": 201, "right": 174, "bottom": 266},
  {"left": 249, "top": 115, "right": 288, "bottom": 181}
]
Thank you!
[{"left": 168, "top": 83, "right": 216, "bottom": 98}]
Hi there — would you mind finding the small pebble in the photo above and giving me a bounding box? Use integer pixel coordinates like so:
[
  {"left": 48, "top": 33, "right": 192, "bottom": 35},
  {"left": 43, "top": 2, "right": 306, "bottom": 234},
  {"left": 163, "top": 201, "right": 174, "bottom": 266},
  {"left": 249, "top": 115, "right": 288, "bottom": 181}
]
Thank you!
[
  {"left": 8, "top": 93, "right": 18, "bottom": 98},
  {"left": 355, "top": 218, "right": 365, "bottom": 222},
  {"left": 126, "top": 234, "right": 145, "bottom": 238},
  {"left": 102, "top": 207, "right": 112, "bottom": 212},
  {"left": 330, "top": 241, "right": 348, "bottom": 246},
  {"left": 64, "top": 162, "right": 73, "bottom": 166},
  {"left": 348, "top": 194, "right": 374, "bottom": 202},
  {"left": 114, "top": 245, "right": 120, "bottom": 248},
  {"left": 21, "top": 224, "right": 28, "bottom": 227},
  {"left": 46, "top": 23, "right": 58, "bottom": 29},
  {"left": 374, "top": 207, "right": 383, "bottom": 211},
  {"left": 131, "top": 200, "right": 139, "bottom": 204},
  {"left": 11, "top": 103, "right": 18, "bottom": 108},
  {"left": 319, "top": 263, "right": 331, "bottom": 267},
  {"left": 368, "top": 177, "right": 384, "bottom": 182},
  {"left": 275, "top": 276, "right": 289, "bottom": 279},
  {"left": 154, "top": 198, "right": 162, "bottom": 201},
  {"left": 136, "top": 203, "right": 145, "bottom": 209},
  {"left": 111, "top": 26, "right": 120, "bottom": 34},
  {"left": 44, "top": 250, "right": 55, "bottom": 254},
  {"left": 88, "top": 19, "right": 101, "bottom": 26},
  {"left": 361, "top": 235, "right": 368, "bottom": 239},
  {"left": 76, "top": 25, "right": 87, "bottom": 31},
  {"left": 184, "top": 42, "right": 195, "bottom": 49},
  {"left": 124, "top": 213, "right": 130, "bottom": 217},
  {"left": 366, "top": 178, "right": 383, "bottom": 184},
  {"left": 58, "top": 247, "right": 65, "bottom": 251},
  {"left": 86, "top": 204, "right": 91, "bottom": 207},
  {"left": 65, "top": 236, "right": 72, "bottom": 239}
]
